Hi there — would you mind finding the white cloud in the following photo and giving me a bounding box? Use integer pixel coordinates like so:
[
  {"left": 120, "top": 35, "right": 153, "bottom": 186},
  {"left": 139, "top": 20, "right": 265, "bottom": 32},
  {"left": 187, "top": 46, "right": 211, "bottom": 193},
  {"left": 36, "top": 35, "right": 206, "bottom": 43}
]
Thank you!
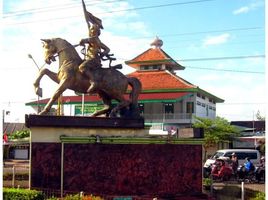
[
  {"left": 202, "top": 33, "right": 231, "bottom": 46},
  {"left": 233, "top": 0, "right": 264, "bottom": 15},
  {"left": 233, "top": 6, "right": 250, "bottom": 15},
  {"left": 198, "top": 73, "right": 266, "bottom": 121}
]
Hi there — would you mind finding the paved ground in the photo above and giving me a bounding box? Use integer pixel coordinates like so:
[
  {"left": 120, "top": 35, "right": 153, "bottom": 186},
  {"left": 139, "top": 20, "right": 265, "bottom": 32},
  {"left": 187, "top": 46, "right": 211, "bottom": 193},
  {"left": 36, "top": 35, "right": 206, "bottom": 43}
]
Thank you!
[{"left": 213, "top": 182, "right": 265, "bottom": 193}]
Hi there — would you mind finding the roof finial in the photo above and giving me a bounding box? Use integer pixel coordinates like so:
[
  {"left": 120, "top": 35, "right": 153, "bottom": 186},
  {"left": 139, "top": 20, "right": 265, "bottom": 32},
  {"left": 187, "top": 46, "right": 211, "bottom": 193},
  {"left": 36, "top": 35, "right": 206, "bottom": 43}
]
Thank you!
[{"left": 150, "top": 36, "right": 163, "bottom": 49}]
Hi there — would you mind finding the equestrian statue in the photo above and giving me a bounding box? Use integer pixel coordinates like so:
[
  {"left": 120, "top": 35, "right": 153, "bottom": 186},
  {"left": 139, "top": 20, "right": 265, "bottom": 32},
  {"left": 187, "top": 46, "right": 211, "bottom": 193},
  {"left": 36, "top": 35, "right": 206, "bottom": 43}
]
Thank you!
[{"left": 33, "top": 0, "right": 142, "bottom": 118}]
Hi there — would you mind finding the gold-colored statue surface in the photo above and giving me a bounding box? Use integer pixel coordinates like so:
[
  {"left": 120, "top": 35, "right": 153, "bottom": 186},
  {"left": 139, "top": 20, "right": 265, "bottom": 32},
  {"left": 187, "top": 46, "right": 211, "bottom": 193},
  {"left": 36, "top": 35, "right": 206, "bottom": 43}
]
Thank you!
[
  {"left": 33, "top": 0, "right": 142, "bottom": 118},
  {"left": 78, "top": 0, "right": 110, "bottom": 71}
]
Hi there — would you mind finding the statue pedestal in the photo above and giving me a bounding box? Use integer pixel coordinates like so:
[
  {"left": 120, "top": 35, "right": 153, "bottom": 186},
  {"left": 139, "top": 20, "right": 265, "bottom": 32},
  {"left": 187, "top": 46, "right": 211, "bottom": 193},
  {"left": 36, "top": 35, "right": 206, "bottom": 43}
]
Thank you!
[
  {"left": 26, "top": 114, "right": 204, "bottom": 199},
  {"left": 26, "top": 114, "right": 146, "bottom": 142}
]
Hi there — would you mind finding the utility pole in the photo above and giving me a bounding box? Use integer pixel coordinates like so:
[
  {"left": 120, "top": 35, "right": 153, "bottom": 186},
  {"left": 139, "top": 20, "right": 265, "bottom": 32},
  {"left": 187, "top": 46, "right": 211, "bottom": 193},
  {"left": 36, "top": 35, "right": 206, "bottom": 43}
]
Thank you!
[{"left": 253, "top": 111, "right": 255, "bottom": 135}]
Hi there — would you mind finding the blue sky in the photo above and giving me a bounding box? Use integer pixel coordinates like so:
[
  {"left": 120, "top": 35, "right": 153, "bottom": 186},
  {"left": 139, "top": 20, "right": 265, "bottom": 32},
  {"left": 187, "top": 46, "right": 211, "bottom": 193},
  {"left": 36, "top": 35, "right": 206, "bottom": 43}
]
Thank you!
[{"left": 0, "top": 0, "right": 265, "bottom": 122}]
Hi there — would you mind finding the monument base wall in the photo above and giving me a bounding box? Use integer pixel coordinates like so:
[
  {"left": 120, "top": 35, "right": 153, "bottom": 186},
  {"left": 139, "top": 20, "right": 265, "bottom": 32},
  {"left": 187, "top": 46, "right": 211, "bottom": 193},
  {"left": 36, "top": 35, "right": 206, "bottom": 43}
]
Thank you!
[
  {"left": 26, "top": 115, "right": 204, "bottom": 199},
  {"left": 31, "top": 143, "right": 202, "bottom": 197}
]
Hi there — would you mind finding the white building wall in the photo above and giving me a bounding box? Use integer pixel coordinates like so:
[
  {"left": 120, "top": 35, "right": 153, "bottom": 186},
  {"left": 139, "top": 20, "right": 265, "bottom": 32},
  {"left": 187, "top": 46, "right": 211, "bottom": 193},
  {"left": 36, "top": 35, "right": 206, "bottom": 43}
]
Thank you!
[{"left": 195, "top": 95, "right": 216, "bottom": 119}]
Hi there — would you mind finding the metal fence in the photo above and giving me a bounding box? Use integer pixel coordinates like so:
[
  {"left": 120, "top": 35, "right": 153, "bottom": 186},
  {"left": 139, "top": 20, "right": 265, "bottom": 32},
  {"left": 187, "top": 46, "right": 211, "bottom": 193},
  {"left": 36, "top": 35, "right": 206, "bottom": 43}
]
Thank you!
[
  {"left": 3, "top": 165, "right": 30, "bottom": 188},
  {"left": 142, "top": 113, "right": 194, "bottom": 124}
]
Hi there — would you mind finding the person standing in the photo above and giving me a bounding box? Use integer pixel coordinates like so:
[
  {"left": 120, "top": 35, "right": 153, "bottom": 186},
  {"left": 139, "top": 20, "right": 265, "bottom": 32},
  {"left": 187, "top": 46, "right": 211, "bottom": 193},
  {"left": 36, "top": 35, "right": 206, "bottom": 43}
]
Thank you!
[{"left": 231, "top": 152, "right": 238, "bottom": 174}]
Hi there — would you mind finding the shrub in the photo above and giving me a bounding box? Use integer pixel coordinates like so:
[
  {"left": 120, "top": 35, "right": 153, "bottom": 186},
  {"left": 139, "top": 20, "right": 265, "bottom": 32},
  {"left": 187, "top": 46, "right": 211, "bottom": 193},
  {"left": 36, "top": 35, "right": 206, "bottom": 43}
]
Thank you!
[
  {"left": 251, "top": 192, "right": 265, "bottom": 200},
  {"left": 64, "top": 194, "right": 103, "bottom": 200},
  {"left": 46, "top": 194, "right": 104, "bottom": 200},
  {"left": 3, "top": 188, "right": 44, "bottom": 200},
  {"left": 203, "top": 178, "right": 212, "bottom": 186},
  {"left": 9, "top": 130, "right": 30, "bottom": 140},
  {"left": 82, "top": 195, "right": 103, "bottom": 200},
  {"left": 64, "top": 194, "right": 81, "bottom": 200}
]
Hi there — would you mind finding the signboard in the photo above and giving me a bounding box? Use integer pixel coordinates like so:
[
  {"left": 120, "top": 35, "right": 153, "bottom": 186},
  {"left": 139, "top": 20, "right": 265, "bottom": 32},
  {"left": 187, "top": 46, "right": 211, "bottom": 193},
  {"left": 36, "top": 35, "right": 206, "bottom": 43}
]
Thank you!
[{"left": 75, "top": 104, "right": 104, "bottom": 115}]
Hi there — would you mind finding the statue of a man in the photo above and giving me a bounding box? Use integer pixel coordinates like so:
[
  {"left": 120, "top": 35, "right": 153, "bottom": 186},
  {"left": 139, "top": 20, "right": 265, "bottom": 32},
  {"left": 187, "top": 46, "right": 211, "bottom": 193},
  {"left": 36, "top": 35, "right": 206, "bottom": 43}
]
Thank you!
[{"left": 78, "top": 0, "right": 110, "bottom": 74}]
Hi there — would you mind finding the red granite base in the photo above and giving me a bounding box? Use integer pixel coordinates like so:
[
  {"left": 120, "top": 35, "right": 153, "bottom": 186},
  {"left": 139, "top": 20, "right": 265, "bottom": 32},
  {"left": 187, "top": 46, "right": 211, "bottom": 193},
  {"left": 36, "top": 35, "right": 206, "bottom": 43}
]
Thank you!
[{"left": 31, "top": 143, "right": 203, "bottom": 197}]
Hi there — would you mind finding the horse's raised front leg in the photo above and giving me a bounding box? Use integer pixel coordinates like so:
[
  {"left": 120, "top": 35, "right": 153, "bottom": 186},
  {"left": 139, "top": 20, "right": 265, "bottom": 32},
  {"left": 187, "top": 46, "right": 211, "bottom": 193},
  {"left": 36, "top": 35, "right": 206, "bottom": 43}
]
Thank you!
[
  {"left": 33, "top": 68, "right": 59, "bottom": 97},
  {"left": 39, "top": 80, "right": 68, "bottom": 115}
]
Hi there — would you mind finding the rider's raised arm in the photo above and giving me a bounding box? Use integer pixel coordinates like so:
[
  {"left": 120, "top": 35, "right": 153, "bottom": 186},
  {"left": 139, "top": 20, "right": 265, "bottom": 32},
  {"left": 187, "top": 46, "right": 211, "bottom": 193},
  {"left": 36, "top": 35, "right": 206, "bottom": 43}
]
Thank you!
[{"left": 79, "top": 38, "right": 89, "bottom": 46}]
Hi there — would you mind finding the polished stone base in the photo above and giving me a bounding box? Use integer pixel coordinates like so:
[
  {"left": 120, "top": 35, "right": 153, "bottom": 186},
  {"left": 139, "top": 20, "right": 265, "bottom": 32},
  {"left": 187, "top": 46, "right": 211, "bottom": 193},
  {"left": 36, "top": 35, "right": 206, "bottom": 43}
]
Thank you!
[{"left": 25, "top": 114, "right": 144, "bottom": 129}]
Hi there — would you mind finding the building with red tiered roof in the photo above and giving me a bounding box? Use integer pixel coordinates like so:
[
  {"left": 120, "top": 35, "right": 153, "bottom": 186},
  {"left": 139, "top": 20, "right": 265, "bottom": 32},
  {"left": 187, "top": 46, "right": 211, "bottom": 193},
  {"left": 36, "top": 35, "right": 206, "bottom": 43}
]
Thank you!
[{"left": 26, "top": 37, "right": 223, "bottom": 129}]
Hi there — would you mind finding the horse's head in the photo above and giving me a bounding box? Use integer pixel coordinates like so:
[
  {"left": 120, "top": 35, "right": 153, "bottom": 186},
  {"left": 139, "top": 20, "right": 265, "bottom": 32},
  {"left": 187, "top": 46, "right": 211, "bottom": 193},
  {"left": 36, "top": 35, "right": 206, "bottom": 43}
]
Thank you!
[{"left": 41, "top": 39, "right": 57, "bottom": 64}]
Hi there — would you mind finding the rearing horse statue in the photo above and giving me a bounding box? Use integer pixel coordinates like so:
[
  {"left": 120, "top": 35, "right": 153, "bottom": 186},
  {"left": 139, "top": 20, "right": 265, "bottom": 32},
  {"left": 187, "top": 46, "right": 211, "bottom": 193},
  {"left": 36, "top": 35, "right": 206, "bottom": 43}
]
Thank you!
[{"left": 33, "top": 38, "right": 142, "bottom": 118}]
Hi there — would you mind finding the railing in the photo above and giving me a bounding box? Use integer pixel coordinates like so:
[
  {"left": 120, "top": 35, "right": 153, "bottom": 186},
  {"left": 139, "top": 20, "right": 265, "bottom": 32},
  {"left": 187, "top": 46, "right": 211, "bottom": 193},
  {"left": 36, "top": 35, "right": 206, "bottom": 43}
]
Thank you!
[
  {"left": 3, "top": 165, "right": 29, "bottom": 188},
  {"left": 142, "top": 113, "right": 195, "bottom": 124}
]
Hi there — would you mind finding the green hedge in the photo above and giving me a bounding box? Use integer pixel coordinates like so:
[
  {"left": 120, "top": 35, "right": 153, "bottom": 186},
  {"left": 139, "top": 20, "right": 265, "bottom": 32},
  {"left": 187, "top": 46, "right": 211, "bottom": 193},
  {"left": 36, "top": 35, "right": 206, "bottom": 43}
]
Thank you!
[
  {"left": 3, "top": 188, "right": 44, "bottom": 200},
  {"left": 251, "top": 192, "right": 265, "bottom": 200}
]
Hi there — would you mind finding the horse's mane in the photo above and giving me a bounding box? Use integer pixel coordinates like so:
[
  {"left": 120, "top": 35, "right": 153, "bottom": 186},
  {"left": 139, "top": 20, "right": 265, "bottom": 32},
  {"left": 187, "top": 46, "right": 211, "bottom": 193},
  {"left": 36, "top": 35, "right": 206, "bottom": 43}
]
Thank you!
[
  {"left": 51, "top": 37, "right": 82, "bottom": 62},
  {"left": 52, "top": 38, "right": 73, "bottom": 48}
]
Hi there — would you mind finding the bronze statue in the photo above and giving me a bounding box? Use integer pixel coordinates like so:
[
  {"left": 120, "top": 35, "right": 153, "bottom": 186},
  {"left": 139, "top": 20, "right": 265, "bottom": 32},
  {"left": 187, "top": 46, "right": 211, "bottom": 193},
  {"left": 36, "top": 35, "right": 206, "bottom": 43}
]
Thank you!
[
  {"left": 78, "top": 0, "right": 122, "bottom": 93},
  {"left": 79, "top": 0, "right": 109, "bottom": 70},
  {"left": 34, "top": 38, "right": 141, "bottom": 118},
  {"left": 33, "top": 1, "right": 142, "bottom": 118}
]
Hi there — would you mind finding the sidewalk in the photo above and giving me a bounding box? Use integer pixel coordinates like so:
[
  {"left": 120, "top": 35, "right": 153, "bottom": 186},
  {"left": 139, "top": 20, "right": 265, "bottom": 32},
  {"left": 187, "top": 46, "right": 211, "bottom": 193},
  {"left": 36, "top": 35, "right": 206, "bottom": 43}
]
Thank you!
[{"left": 213, "top": 182, "right": 265, "bottom": 193}]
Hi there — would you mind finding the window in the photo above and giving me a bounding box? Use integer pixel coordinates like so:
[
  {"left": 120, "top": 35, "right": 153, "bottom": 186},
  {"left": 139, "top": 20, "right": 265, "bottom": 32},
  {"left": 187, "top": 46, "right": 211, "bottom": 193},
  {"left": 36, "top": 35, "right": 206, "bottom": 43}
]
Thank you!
[
  {"left": 197, "top": 93, "right": 201, "bottom": 97},
  {"left": 186, "top": 102, "right": 194, "bottom": 113},
  {"left": 140, "top": 65, "right": 160, "bottom": 71},
  {"left": 164, "top": 103, "right": 174, "bottom": 114},
  {"left": 196, "top": 101, "right": 201, "bottom": 105},
  {"left": 140, "top": 66, "right": 149, "bottom": 70},
  {"left": 225, "top": 152, "right": 257, "bottom": 160}
]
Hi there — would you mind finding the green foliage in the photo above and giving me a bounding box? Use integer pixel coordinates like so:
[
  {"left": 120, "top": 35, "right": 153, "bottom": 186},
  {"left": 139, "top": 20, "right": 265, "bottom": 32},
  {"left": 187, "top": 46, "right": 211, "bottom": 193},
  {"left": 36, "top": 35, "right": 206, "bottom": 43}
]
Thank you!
[
  {"left": 193, "top": 116, "right": 240, "bottom": 148},
  {"left": 47, "top": 194, "right": 104, "bottom": 200},
  {"left": 64, "top": 194, "right": 81, "bottom": 200},
  {"left": 3, "top": 188, "right": 44, "bottom": 200},
  {"left": 46, "top": 198, "right": 58, "bottom": 200},
  {"left": 251, "top": 192, "right": 265, "bottom": 200},
  {"left": 8, "top": 130, "right": 30, "bottom": 140},
  {"left": 256, "top": 110, "right": 265, "bottom": 121},
  {"left": 203, "top": 178, "right": 212, "bottom": 186}
]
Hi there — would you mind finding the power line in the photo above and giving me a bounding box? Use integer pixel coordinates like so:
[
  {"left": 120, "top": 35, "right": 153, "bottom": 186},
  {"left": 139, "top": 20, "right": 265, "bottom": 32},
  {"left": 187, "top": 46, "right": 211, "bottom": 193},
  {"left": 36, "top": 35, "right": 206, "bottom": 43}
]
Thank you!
[
  {"left": 103, "top": 0, "right": 217, "bottom": 14},
  {"left": 219, "top": 102, "right": 267, "bottom": 105},
  {"left": 146, "top": 27, "right": 264, "bottom": 39},
  {"left": 3, "top": 0, "right": 125, "bottom": 18},
  {"left": 178, "top": 55, "right": 265, "bottom": 62},
  {"left": 183, "top": 66, "right": 264, "bottom": 74},
  {"left": 4, "top": 0, "right": 218, "bottom": 25}
]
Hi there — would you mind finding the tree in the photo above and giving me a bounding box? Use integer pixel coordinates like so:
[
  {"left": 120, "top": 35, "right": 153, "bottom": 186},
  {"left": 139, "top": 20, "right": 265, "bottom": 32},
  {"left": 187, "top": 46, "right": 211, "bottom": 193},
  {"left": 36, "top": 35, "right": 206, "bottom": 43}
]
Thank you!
[
  {"left": 256, "top": 110, "right": 265, "bottom": 121},
  {"left": 193, "top": 116, "right": 240, "bottom": 160},
  {"left": 8, "top": 130, "right": 30, "bottom": 140}
]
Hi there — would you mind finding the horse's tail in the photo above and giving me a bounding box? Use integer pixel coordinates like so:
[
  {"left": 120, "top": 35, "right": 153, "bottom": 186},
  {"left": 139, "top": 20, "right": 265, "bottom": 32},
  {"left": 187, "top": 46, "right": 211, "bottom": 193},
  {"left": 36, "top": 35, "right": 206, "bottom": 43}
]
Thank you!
[{"left": 127, "top": 77, "right": 142, "bottom": 105}]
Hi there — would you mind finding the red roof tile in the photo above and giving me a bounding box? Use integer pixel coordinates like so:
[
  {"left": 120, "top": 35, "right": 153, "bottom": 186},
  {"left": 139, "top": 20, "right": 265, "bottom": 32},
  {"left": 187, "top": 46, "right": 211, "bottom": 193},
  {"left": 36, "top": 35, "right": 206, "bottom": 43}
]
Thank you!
[
  {"left": 129, "top": 48, "right": 168, "bottom": 62},
  {"left": 125, "top": 48, "right": 184, "bottom": 70},
  {"left": 128, "top": 71, "right": 196, "bottom": 90}
]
